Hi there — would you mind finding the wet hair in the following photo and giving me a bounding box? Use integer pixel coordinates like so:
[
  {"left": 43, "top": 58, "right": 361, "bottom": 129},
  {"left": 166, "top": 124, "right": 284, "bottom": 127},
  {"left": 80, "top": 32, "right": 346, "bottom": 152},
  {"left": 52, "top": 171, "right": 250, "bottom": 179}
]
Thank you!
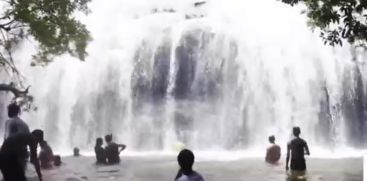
[
  {"left": 293, "top": 127, "right": 301, "bottom": 137},
  {"left": 7, "top": 103, "right": 20, "bottom": 118},
  {"left": 105, "top": 134, "right": 112, "bottom": 143},
  {"left": 177, "top": 149, "right": 195, "bottom": 171},
  {"left": 31, "top": 129, "right": 44, "bottom": 142},
  {"left": 268, "top": 135, "right": 275, "bottom": 143},
  {"left": 73, "top": 147, "right": 80, "bottom": 156},
  {"left": 96, "top": 137, "right": 103, "bottom": 146}
]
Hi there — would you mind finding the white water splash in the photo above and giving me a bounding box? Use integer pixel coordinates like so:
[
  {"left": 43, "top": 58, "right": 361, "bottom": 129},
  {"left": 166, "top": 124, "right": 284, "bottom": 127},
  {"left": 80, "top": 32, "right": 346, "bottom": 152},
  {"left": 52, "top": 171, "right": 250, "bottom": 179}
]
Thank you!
[{"left": 2, "top": 0, "right": 367, "bottom": 157}]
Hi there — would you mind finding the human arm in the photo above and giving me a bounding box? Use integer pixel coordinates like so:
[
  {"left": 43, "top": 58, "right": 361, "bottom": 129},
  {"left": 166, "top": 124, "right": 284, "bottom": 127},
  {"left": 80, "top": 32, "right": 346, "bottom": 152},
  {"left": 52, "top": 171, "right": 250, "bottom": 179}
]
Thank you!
[
  {"left": 4, "top": 120, "right": 9, "bottom": 140},
  {"left": 304, "top": 141, "right": 310, "bottom": 155},
  {"left": 23, "top": 122, "right": 30, "bottom": 134},
  {"left": 265, "top": 148, "right": 270, "bottom": 162},
  {"left": 285, "top": 143, "right": 290, "bottom": 170},
  {"left": 29, "top": 138, "right": 42, "bottom": 181},
  {"left": 118, "top": 144, "right": 126, "bottom": 153},
  {"left": 276, "top": 146, "right": 281, "bottom": 161},
  {"left": 33, "top": 157, "right": 42, "bottom": 181}
]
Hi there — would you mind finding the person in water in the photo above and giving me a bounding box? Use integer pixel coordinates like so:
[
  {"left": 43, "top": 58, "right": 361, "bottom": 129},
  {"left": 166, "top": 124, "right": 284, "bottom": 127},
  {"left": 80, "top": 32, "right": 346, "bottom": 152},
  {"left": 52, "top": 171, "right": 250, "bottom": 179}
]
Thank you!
[
  {"left": 4, "top": 103, "right": 30, "bottom": 170},
  {"left": 286, "top": 127, "right": 310, "bottom": 179},
  {"left": 0, "top": 129, "right": 43, "bottom": 181},
  {"left": 95, "top": 137, "right": 106, "bottom": 164},
  {"left": 53, "top": 155, "right": 62, "bottom": 166},
  {"left": 73, "top": 147, "right": 80, "bottom": 157},
  {"left": 104, "top": 134, "right": 126, "bottom": 164},
  {"left": 265, "top": 135, "right": 281, "bottom": 164},
  {"left": 175, "top": 149, "right": 204, "bottom": 181},
  {"left": 39, "top": 141, "right": 54, "bottom": 169}
]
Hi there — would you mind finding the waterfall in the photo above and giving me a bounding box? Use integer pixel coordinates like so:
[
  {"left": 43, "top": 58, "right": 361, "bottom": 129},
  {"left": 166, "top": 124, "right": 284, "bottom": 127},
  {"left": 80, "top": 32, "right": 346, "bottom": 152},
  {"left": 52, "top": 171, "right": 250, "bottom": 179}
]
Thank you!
[{"left": 1, "top": 0, "right": 366, "bottom": 154}]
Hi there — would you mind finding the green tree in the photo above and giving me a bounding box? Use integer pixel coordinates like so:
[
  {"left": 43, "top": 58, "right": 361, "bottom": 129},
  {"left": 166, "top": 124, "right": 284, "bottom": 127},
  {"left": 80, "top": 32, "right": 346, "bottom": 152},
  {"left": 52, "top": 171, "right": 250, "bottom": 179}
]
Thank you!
[
  {"left": 0, "top": 0, "right": 92, "bottom": 108},
  {"left": 281, "top": 0, "right": 367, "bottom": 47}
]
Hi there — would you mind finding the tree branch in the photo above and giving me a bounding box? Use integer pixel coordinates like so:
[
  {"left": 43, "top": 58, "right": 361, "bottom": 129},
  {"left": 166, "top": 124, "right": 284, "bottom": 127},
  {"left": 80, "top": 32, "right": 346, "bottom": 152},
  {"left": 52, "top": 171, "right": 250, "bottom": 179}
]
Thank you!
[
  {"left": 0, "top": 83, "right": 36, "bottom": 111},
  {"left": 0, "top": 19, "right": 15, "bottom": 28},
  {"left": 0, "top": 28, "right": 20, "bottom": 75},
  {"left": 0, "top": 83, "right": 29, "bottom": 97},
  {"left": 0, "top": 55, "right": 18, "bottom": 74}
]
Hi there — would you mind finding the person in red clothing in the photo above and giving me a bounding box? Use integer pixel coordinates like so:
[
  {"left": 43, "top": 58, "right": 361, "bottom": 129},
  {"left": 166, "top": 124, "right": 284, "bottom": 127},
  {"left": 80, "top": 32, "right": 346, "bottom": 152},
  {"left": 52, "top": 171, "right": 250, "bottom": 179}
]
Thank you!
[{"left": 265, "top": 135, "right": 281, "bottom": 164}]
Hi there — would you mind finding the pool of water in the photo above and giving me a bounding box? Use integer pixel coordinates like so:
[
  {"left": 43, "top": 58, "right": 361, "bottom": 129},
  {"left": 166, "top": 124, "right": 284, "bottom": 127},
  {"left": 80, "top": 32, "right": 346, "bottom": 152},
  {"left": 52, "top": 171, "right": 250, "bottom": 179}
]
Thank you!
[{"left": 22, "top": 155, "right": 363, "bottom": 181}]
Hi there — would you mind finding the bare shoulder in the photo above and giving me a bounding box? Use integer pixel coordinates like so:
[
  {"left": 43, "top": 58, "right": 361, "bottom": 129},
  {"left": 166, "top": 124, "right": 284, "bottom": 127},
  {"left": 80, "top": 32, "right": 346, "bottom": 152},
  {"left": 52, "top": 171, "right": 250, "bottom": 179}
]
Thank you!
[
  {"left": 193, "top": 171, "right": 205, "bottom": 181},
  {"left": 4, "top": 119, "right": 11, "bottom": 124}
]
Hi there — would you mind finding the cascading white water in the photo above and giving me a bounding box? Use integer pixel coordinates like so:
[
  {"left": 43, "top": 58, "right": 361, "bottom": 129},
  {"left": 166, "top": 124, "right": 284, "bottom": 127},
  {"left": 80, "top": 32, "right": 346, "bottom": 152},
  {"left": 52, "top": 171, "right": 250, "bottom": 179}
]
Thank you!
[{"left": 1, "top": 0, "right": 367, "bottom": 155}]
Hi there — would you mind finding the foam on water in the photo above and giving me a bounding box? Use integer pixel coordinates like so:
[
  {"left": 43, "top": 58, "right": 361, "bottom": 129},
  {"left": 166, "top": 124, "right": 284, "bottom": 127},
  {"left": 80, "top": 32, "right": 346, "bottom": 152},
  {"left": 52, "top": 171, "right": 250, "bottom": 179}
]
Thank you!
[{"left": 59, "top": 148, "right": 365, "bottom": 161}]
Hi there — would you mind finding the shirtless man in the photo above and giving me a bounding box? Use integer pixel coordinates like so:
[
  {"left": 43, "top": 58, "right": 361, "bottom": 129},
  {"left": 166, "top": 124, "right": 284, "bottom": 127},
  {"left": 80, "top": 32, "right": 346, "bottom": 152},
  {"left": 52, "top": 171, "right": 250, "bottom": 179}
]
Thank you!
[
  {"left": 39, "top": 141, "right": 54, "bottom": 169},
  {"left": 104, "top": 134, "right": 126, "bottom": 164},
  {"left": 286, "top": 127, "right": 310, "bottom": 179},
  {"left": 265, "top": 135, "right": 281, "bottom": 164}
]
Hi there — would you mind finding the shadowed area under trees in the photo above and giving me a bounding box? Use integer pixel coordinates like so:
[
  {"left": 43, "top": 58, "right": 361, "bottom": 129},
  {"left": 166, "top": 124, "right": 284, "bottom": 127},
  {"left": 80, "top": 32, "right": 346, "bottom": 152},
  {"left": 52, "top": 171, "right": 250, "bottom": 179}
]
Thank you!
[{"left": 0, "top": 0, "right": 92, "bottom": 108}]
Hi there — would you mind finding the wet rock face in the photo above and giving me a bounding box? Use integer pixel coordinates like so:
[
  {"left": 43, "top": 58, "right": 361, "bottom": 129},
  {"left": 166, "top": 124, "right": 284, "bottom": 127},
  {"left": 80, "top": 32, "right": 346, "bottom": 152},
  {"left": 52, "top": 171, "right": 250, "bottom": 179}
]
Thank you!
[
  {"left": 4, "top": 15, "right": 367, "bottom": 151},
  {"left": 173, "top": 34, "right": 198, "bottom": 100},
  {"left": 340, "top": 64, "right": 367, "bottom": 147},
  {"left": 128, "top": 29, "right": 239, "bottom": 148},
  {"left": 66, "top": 26, "right": 367, "bottom": 150}
]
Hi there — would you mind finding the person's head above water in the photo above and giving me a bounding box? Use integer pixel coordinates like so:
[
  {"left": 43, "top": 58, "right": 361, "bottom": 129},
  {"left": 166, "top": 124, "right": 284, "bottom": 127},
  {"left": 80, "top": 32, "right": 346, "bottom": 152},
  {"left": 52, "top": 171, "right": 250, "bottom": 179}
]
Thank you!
[
  {"left": 177, "top": 149, "right": 195, "bottom": 173},
  {"left": 105, "top": 134, "right": 112, "bottom": 143},
  {"left": 7, "top": 103, "right": 20, "bottom": 118},
  {"left": 268, "top": 135, "right": 275, "bottom": 144},
  {"left": 73, "top": 147, "right": 80, "bottom": 156},
  {"left": 96, "top": 137, "right": 103, "bottom": 146},
  {"left": 293, "top": 126, "right": 301, "bottom": 137},
  {"left": 31, "top": 129, "right": 44, "bottom": 143}
]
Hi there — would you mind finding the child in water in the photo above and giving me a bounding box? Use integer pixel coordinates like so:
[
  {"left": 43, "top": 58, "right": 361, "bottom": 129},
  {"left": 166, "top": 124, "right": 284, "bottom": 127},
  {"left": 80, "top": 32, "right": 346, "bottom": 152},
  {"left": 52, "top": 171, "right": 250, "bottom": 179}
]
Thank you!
[
  {"left": 95, "top": 138, "right": 106, "bottom": 164},
  {"left": 265, "top": 135, "right": 281, "bottom": 164}
]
